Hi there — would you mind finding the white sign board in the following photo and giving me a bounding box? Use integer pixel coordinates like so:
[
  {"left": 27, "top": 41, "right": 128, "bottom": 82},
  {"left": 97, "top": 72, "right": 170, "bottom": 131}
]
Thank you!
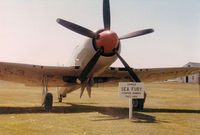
[{"left": 119, "top": 82, "right": 144, "bottom": 99}]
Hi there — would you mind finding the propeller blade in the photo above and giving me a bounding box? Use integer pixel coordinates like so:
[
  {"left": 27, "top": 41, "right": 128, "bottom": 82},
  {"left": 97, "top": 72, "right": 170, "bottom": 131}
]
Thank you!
[
  {"left": 78, "top": 47, "right": 104, "bottom": 83},
  {"left": 103, "top": 0, "right": 111, "bottom": 30},
  {"left": 114, "top": 49, "right": 141, "bottom": 82},
  {"left": 119, "top": 29, "right": 154, "bottom": 40},
  {"left": 56, "top": 18, "right": 96, "bottom": 38}
]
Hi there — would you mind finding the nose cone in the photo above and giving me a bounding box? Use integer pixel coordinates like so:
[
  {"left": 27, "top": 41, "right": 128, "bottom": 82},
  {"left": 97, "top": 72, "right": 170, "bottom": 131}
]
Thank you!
[{"left": 96, "top": 30, "right": 119, "bottom": 54}]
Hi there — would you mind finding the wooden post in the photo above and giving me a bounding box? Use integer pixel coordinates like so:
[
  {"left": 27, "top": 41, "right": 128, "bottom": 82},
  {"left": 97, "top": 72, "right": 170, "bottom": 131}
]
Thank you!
[
  {"left": 129, "top": 98, "right": 133, "bottom": 119},
  {"left": 198, "top": 77, "right": 200, "bottom": 95}
]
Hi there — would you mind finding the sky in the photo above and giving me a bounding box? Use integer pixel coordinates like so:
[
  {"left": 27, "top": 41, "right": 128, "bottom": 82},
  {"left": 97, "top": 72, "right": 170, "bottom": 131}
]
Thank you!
[{"left": 0, "top": 0, "right": 200, "bottom": 68}]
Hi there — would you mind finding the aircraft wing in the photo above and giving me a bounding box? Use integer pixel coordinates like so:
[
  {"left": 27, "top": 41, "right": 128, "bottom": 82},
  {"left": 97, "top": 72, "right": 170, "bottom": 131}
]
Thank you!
[
  {"left": 0, "top": 62, "right": 81, "bottom": 87},
  {"left": 0, "top": 62, "right": 199, "bottom": 88},
  {"left": 94, "top": 67, "right": 200, "bottom": 87}
]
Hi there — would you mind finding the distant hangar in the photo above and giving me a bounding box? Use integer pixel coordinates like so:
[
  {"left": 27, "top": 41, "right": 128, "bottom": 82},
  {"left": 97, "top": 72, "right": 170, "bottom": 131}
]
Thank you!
[{"left": 177, "top": 62, "right": 200, "bottom": 84}]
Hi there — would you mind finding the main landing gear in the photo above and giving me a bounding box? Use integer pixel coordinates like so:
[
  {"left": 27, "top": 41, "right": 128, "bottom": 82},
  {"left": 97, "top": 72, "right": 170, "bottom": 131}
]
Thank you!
[
  {"left": 44, "top": 93, "right": 53, "bottom": 112},
  {"left": 132, "top": 92, "right": 146, "bottom": 111},
  {"left": 42, "top": 75, "right": 53, "bottom": 112}
]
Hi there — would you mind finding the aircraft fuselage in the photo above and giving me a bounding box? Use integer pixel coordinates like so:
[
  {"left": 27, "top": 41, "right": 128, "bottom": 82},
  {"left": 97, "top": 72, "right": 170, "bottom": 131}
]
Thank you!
[{"left": 69, "top": 38, "right": 121, "bottom": 77}]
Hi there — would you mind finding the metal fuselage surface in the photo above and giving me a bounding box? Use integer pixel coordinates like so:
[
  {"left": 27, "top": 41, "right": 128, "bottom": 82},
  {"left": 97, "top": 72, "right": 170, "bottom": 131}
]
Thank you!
[{"left": 68, "top": 38, "right": 121, "bottom": 77}]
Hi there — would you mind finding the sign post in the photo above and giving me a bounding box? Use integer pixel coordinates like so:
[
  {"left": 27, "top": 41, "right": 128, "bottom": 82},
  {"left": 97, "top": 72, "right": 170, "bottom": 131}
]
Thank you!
[
  {"left": 129, "top": 98, "right": 133, "bottom": 119},
  {"left": 119, "top": 82, "right": 144, "bottom": 119}
]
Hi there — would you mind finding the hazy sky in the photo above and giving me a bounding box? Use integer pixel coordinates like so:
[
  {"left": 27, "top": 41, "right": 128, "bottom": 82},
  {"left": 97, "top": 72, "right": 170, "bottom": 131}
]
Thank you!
[{"left": 0, "top": 0, "right": 200, "bottom": 68}]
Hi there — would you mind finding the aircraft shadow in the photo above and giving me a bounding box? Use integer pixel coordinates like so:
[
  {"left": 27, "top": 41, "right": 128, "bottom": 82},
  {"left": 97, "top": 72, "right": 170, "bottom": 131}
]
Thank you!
[
  {"left": 0, "top": 103, "right": 156, "bottom": 123},
  {"left": 142, "top": 108, "right": 200, "bottom": 113},
  {"left": 0, "top": 103, "right": 199, "bottom": 123}
]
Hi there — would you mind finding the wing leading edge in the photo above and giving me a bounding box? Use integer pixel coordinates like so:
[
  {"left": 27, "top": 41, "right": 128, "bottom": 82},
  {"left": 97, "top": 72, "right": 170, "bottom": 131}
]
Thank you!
[
  {"left": 96, "top": 67, "right": 200, "bottom": 84},
  {"left": 0, "top": 62, "right": 199, "bottom": 88},
  {"left": 0, "top": 62, "right": 81, "bottom": 87}
]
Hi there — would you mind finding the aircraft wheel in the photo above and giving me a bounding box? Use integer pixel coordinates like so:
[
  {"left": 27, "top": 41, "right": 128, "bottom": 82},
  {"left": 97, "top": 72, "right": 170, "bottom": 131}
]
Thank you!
[
  {"left": 132, "top": 92, "right": 146, "bottom": 111},
  {"left": 138, "top": 99, "right": 145, "bottom": 110},
  {"left": 132, "top": 99, "right": 144, "bottom": 111},
  {"left": 44, "top": 93, "right": 53, "bottom": 112},
  {"left": 132, "top": 99, "right": 139, "bottom": 108}
]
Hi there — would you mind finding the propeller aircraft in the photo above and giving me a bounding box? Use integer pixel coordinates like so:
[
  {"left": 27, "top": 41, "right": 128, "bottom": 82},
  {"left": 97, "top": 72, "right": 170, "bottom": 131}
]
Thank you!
[{"left": 0, "top": 0, "right": 199, "bottom": 111}]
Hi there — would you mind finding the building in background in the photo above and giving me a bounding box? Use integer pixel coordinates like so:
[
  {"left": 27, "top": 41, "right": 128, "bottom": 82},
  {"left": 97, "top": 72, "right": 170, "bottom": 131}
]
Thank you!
[{"left": 177, "top": 62, "right": 200, "bottom": 84}]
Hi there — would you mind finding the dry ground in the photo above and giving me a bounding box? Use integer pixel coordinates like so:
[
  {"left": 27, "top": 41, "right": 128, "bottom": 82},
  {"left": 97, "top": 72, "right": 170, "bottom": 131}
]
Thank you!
[{"left": 0, "top": 81, "right": 199, "bottom": 135}]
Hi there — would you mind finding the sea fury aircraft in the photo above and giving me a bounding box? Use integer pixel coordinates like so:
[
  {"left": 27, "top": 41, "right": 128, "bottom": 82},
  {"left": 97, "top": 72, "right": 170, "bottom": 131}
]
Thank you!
[{"left": 0, "top": 0, "right": 199, "bottom": 111}]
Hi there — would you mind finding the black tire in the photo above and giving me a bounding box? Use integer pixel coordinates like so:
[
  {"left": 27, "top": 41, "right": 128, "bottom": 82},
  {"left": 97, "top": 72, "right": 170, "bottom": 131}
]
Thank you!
[
  {"left": 44, "top": 93, "right": 53, "bottom": 112},
  {"left": 138, "top": 99, "right": 144, "bottom": 110},
  {"left": 132, "top": 92, "right": 146, "bottom": 111},
  {"left": 132, "top": 99, "right": 144, "bottom": 111},
  {"left": 132, "top": 99, "right": 139, "bottom": 109}
]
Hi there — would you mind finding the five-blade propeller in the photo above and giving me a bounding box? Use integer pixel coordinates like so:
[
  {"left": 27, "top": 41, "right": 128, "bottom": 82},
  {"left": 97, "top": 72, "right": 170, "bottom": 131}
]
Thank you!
[{"left": 57, "top": 0, "right": 154, "bottom": 97}]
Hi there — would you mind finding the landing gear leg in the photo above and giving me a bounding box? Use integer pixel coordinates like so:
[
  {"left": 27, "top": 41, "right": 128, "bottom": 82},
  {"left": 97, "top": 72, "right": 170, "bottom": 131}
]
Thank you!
[
  {"left": 56, "top": 87, "right": 67, "bottom": 103},
  {"left": 42, "top": 75, "right": 53, "bottom": 112},
  {"left": 58, "top": 95, "right": 62, "bottom": 103},
  {"left": 132, "top": 92, "right": 146, "bottom": 111}
]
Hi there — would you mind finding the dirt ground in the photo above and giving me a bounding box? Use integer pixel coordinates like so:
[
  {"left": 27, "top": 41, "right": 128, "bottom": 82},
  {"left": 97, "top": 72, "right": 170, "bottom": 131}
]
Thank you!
[{"left": 0, "top": 81, "right": 199, "bottom": 135}]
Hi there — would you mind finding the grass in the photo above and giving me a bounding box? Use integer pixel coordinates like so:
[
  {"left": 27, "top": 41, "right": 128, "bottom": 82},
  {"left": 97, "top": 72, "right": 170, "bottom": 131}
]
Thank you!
[{"left": 0, "top": 81, "right": 199, "bottom": 135}]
